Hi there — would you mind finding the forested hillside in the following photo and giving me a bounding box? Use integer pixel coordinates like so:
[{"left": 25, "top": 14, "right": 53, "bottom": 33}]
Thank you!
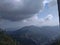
[
  {"left": 0, "top": 29, "right": 20, "bottom": 45},
  {"left": 0, "top": 26, "right": 60, "bottom": 45}
]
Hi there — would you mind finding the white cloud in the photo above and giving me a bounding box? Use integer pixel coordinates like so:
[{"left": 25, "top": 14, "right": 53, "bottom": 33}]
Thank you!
[
  {"left": 22, "top": 20, "right": 27, "bottom": 23},
  {"left": 43, "top": 0, "right": 57, "bottom": 8},
  {"left": 15, "top": 0, "right": 21, "bottom": 2},
  {"left": 22, "top": 14, "right": 55, "bottom": 26},
  {"left": 44, "top": 14, "right": 53, "bottom": 21},
  {"left": 43, "top": 0, "right": 52, "bottom": 6},
  {"left": 48, "top": 0, "right": 57, "bottom": 7}
]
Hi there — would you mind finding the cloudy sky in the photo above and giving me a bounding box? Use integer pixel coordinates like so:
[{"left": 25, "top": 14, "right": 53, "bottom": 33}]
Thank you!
[{"left": 0, "top": 0, "right": 59, "bottom": 30}]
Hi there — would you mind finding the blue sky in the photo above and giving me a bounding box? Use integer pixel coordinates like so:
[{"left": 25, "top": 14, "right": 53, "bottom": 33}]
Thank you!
[{"left": 38, "top": 3, "right": 59, "bottom": 24}]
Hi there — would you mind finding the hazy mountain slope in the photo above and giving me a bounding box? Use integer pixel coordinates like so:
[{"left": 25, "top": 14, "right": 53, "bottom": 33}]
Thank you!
[{"left": 8, "top": 26, "right": 59, "bottom": 45}]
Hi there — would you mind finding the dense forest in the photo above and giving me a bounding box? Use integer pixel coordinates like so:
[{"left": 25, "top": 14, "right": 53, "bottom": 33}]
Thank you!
[
  {"left": 0, "top": 29, "right": 20, "bottom": 45},
  {"left": 51, "top": 39, "right": 60, "bottom": 45},
  {"left": 0, "top": 28, "right": 60, "bottom": 45}
]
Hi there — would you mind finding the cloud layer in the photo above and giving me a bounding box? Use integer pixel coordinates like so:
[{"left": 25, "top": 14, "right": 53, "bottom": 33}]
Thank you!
[
  {"left": 48, "top": 0, "right": 57, "bottom": 7},
  {"left": 0, "top": 0, "right": 59, "bottom": 29},
  {"left": 21, "top": 14, "right": 56, "bottom": 26},
  {"left": 0, "top": 0, "right": 44, "bottom": 21}
]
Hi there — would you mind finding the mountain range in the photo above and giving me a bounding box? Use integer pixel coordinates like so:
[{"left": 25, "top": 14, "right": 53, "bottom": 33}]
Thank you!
[{"left": 7, "top": 25, "right": 60, "bottom": 45}]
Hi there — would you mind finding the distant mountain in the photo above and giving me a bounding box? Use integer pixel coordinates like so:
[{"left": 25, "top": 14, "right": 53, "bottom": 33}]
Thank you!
[{"left": 7, "top": 26, "right": 60, "bottom": 45}]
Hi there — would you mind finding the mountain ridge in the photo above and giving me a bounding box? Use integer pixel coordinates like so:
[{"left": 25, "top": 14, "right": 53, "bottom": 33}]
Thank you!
[{"left": 7, "top": 25, "right": 59, "bottom": 45}]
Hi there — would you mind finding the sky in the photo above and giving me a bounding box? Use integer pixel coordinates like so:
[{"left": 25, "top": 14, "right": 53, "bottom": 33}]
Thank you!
[{"left": 0, "top": 0, "right": 59, "bottom": 30}]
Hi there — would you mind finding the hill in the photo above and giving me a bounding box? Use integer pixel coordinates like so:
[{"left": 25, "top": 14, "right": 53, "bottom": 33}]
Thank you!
[
  {"left": 0, "top": 28, "right": 20, "bottom": 45},
  {"left": 7, "top": 26, "right": 59, "bottom": 45}
]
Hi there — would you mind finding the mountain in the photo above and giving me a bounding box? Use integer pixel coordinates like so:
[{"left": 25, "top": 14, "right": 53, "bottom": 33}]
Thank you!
[
  {"left": 7, "top": 26, "right": 60, "bottom": 45},
  {"left": 0, "top": 28, "right": 21, "bottom": 45}
]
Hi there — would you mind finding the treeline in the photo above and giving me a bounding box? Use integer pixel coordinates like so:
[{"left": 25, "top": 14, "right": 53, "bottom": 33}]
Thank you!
[
  {"left": 0, "top": 28, "right": 21, "bottom": 45},
  {"left": 0, "top": 28, "right": 60, "bottom": 45},
  {"left": 51, "top": 39, "right": 60, "bottom": 45}
]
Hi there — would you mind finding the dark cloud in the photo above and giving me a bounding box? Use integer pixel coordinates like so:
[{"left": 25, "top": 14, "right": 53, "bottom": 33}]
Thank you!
[{"left": 0, "top": 0, "right": 43, "bottom": 21}]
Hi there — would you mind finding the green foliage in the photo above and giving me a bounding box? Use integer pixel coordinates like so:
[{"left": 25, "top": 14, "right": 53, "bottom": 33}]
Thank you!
[{"left": 0, "top": 28, "right": 20, "bottom": 45}]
